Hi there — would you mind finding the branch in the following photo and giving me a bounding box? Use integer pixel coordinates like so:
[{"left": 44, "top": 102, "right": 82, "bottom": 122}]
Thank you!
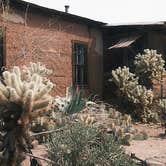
[
  {"left": 30, "top": 127, "right": 64, "bottom": 137},
  {"left": 25, "top": 152, "right": 55, "bottom": 164}
]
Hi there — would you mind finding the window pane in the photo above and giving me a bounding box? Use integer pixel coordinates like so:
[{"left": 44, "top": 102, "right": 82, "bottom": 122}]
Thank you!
[
  {"left": 74, "top": 44, "right": 85, "bottom": 65},
  {"left": 72, "top": 43, "right": 88, "bottom": 86},
  {"left": 74, "top": 66, "right": 87, "bottom": 85}
]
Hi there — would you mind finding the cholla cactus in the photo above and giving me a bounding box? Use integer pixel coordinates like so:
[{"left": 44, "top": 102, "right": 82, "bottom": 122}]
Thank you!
[
  {"left": 112, "top": 66, "right": 153, "bottom": 106},
  {"left": 80, "top": 101, "right": 139, "bottom": 145},
  {"left": 111, "top": 66, "right": 138, "bottom": 90},
  {"left": 0, "top": 62, "right": 53, "bottom": 165},
  {"left": 79, "top": 114, "right": 96, "bottom": 125},
  {"left": 159, "top": 99, "right": 166, "bottom": 109},
  {"left": 134, "top": 49, "right": 165, "bottom": 81},
  {"left": 132, "top": 85, "right": 153, "bottom": 106},
  {"left": 23, "top": 62, "right": 52, "bottom": 77},
  {"left": 111, "top": 66, "right": 154, "bottom": 121},
  {"left": 158, "top": 99, "right": 166, "bottom": 134}
]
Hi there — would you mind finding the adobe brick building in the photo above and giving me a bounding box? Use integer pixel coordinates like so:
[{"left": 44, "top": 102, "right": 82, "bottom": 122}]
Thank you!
[{"left": 0, "top": 0, "right": 106, "bottom": 96}]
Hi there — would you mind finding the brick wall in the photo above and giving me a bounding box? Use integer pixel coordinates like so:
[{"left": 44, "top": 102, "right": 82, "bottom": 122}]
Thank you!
[{"left": 0, "top": 6, "right": 103, "bottom": 96}]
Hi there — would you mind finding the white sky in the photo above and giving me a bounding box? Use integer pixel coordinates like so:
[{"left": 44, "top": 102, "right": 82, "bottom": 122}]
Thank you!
[{"left": 26, "top": 0, "right": 166, "bottom": 24}]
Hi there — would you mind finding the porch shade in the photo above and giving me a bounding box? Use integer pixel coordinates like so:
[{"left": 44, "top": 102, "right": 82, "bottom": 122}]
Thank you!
[{"left": 108, "top": 35, "right": 140, "bottom": 49}]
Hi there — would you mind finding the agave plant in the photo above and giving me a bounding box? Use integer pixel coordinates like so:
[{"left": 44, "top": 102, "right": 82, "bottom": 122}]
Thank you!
[{"left": 55, "top": 87, "right": 86, "bottom": 114}]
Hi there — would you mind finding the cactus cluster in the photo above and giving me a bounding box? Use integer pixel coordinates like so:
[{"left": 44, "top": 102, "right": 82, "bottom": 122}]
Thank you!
[
  {"left": 23, "top": 62, "right": 53, "bottom": 78},
  {"left": 110, "top": 49, "right": 166, "bottom": 122},
  {"left": 77, "top": 102, "right": 146, "bottom": 145},
  {"left": 108, "top": 109, "right": 147, "bottom": 144},
  {"left": 0, "top": 62, "right": 53, "bottom": 165},
  {"left": 0, "top": 62, "right": 53, "bottom": 117},
  {"left": 158, "top": 99, "right": 166, "bottom": 134},
  {"left": 103, "top": 109, "right": 134, "bottom": 145},
  {"left": 134, "top": 49, "right": 165, "bottom": 81},
  {"left": 159, "top": 98, "right": 166, "bottom": 108},
  {"left": 112, "top": 66, "right": 153, "bottom": 106},
  {"left": 111, "top": 66, "right": 155, "bottom": 121}
]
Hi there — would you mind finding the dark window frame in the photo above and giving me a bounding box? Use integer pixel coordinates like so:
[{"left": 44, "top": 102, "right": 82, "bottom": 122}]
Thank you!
[
  {"left": 72, "top": 41, "right": 88, "bottom": 88},
  {"left": 0, "top": 27, "right": 6, "bottom": 74}
]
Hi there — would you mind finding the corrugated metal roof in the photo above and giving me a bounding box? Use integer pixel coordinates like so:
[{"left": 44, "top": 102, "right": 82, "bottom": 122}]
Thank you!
[{"left": 108, "top": 35, "right": 140, "bottom": 49}]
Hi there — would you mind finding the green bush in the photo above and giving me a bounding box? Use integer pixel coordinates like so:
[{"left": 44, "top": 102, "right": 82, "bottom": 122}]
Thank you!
[{"left": 47, "top": 122, "right": 136, "bottom": 166}]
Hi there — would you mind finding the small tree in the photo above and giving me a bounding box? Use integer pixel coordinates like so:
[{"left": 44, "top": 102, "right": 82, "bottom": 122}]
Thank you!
[{"left": 0, "top": 62, "right": 53, "bottom": 165}]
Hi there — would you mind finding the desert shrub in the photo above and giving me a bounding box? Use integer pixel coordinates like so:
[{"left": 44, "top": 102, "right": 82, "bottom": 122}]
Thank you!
[
  {"left": 0, "top": 62, "right": 53, "bottom": 165},
  {"left": 47, "top": 122, "right": 136, "bottom": 166},
  {"left": 111, "top": 66, "right": 154, "bottom": 121},
  {"left": 134, "top": 49, "right": 165, "bottom": 86},
  {"left": 133, "top": 131, "right": 148, "bottom": 140}
]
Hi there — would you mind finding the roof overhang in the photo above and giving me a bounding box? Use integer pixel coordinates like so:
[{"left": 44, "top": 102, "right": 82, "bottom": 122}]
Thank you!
[{"left": 8, "top": 0, "right": 106, "bottom": 27}]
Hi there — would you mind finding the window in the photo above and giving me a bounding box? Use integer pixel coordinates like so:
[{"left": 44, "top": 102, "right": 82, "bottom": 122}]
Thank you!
[
  {"left": 72, "top": 42, "right": 88, "bottom": 87},
  {"left": 0, "top": 28, "right": 5, "bottom": 74}
]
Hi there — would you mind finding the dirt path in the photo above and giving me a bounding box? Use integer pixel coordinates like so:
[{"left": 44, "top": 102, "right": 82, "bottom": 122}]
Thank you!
[
  {"left": 124, "top": 124, "right": 166, "bottom": 166},
  {"left": 21, "top": 144, "right": 48, "bottom": 166}
]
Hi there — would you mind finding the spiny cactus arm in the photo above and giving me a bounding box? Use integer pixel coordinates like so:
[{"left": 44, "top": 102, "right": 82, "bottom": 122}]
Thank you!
[
  {"left": 3, "top": 71, "right": 12, "bottom": 87},
  {"left": 12, "top": 66, "right": 21, "bottom": 77},
  {"left": 36, "top": 62, "right": 52, "bottom": 75},
  {"left": 8, "top": 87, "right": 21, "bottom": 103},
  {"left": 22, "top": 68, "right": 31, "bottom": 81},
  {"left": 31, "top": 74, "right": 43, "bottom": 85},
  {"left": 31, "top": 108, "right": 49, "bottom": 118},
  {"left": 12, "top": 66, "right": 23, "bottom": 88},
  {"left": 23, "top": 62, "right": 53, "bottom": 77},
  {"left": 0, "top": 90, "right": 9, "bottom": 105},
  {"left": 23, "top": 90, "right": 34, "bottom": 114},
  {"left": 34, "top": 82, "right": 53, "bottom": 101},
  {"left": 10, "top": 73, "right": 23, "bottom": 97},
  {"left": 112, "top": 70, "right": 120, "bottom": 87},
  {"left": 33, "top": 98, "right": 51, "bottom": 110},
  {"left": 0, "top": 83, "right": 9, "bottom": 98}
]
